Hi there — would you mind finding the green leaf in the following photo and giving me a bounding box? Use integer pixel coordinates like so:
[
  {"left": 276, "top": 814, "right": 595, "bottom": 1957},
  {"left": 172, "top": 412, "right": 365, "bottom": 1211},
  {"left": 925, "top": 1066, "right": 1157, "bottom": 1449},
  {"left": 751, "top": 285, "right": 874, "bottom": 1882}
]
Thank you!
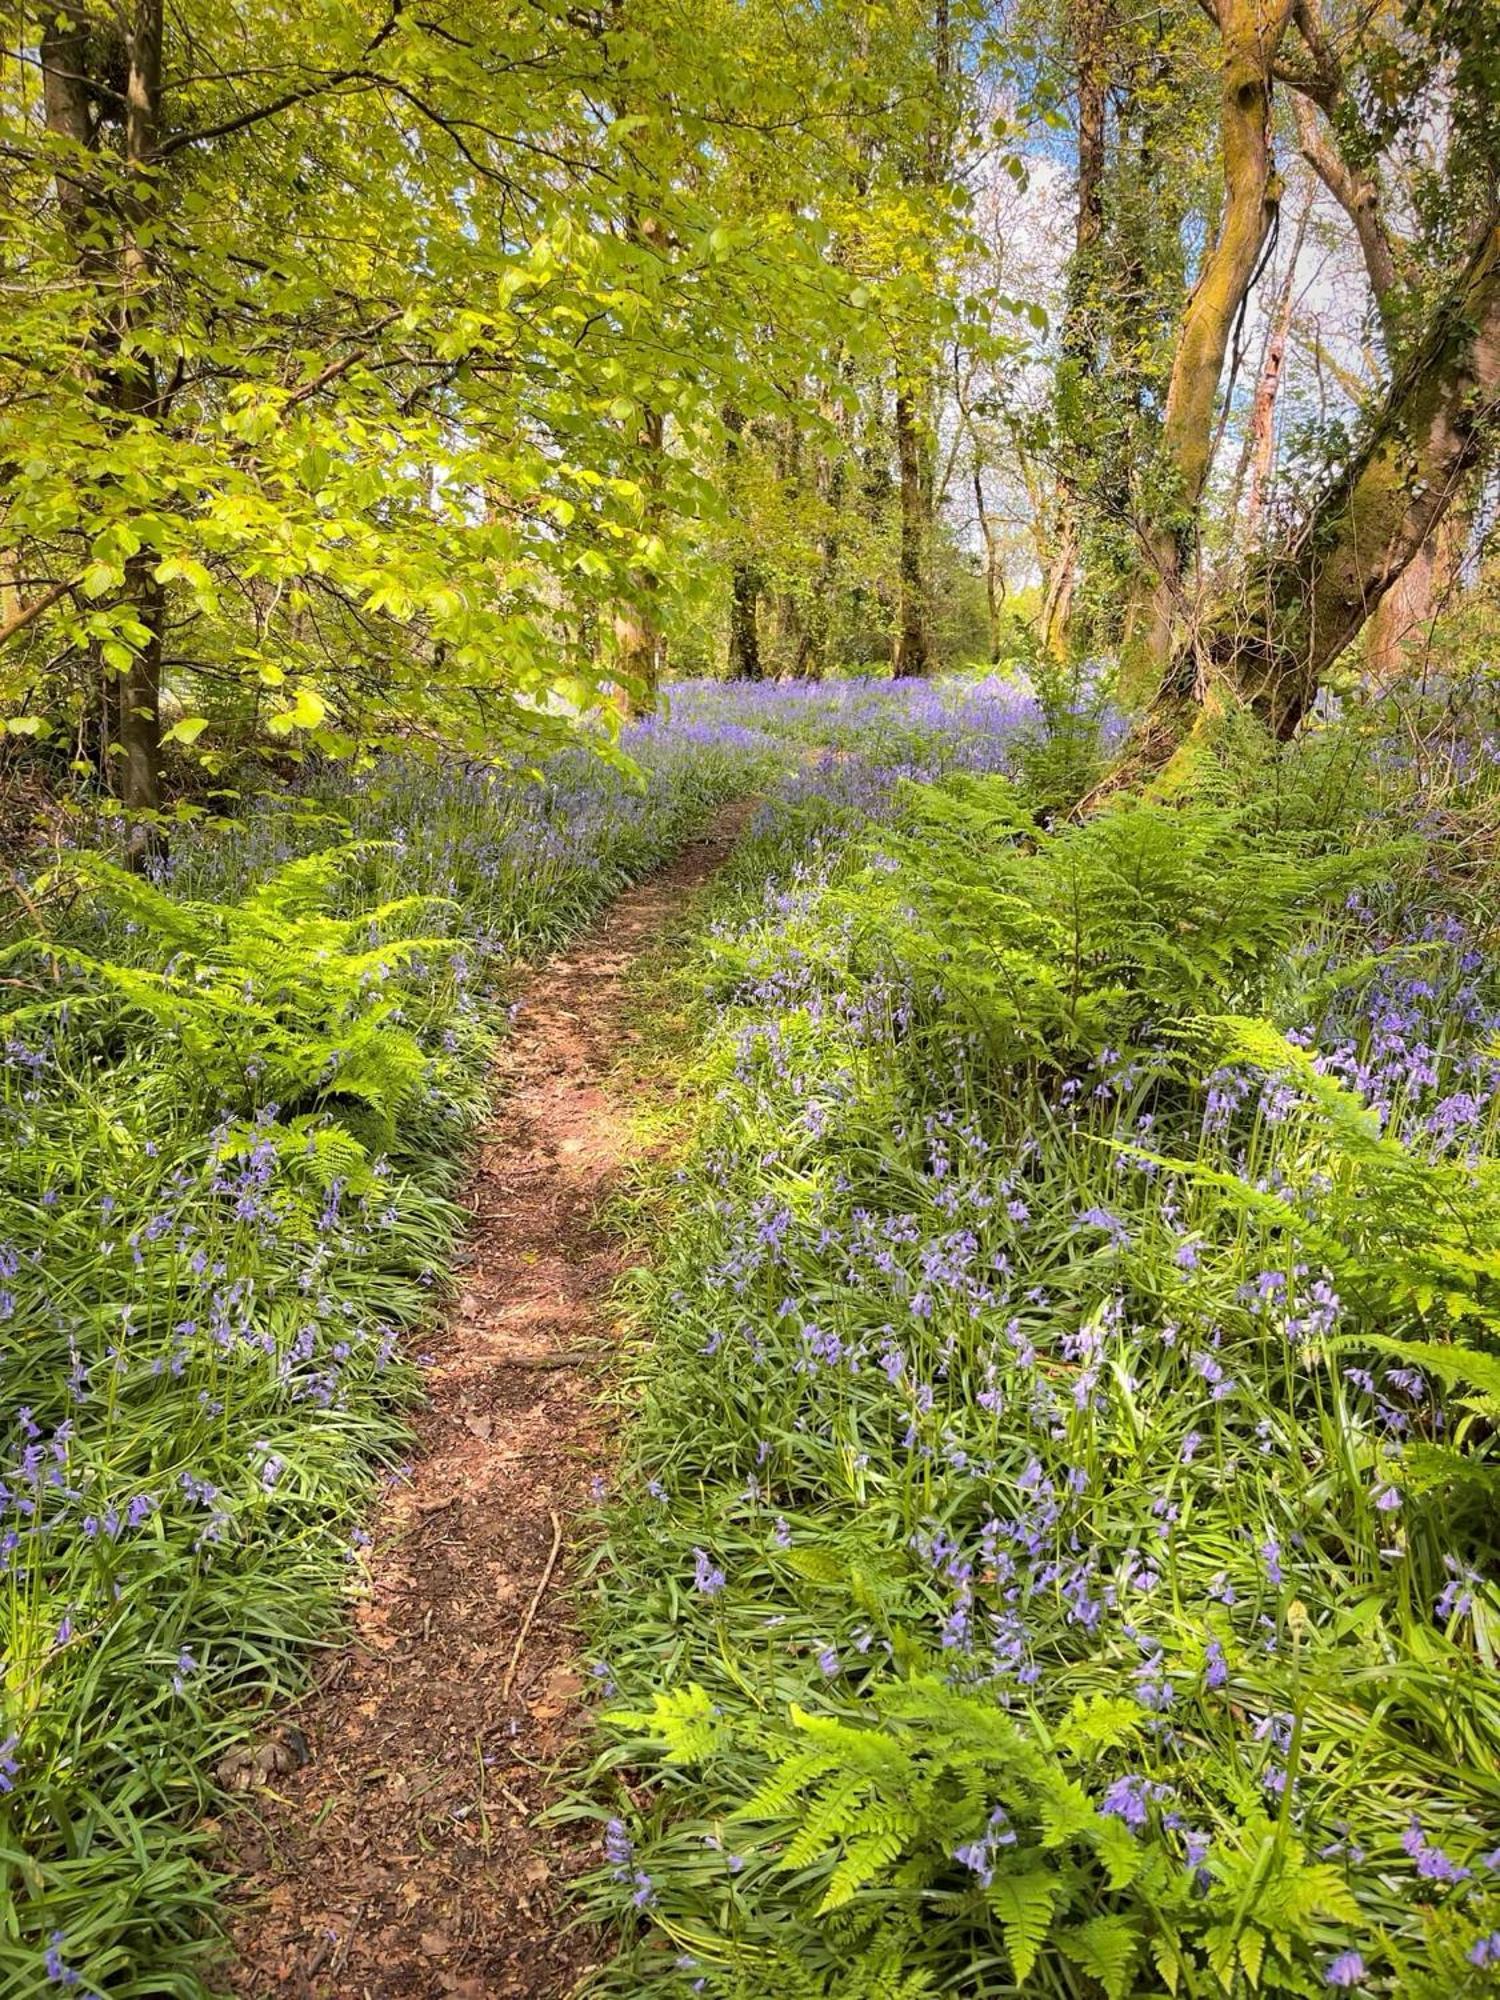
[
  {"left": 986, "top": 1869, "right": 1061, "bottom": 1983},
  {"left": 163, "top": 716, "right": 210, "bottom": 746},
  {"left": 1058, "top": 1915, "right": 1143, "bottom": 2000},
  {"left": 1355, "top": 1334, "right": 1500, "bottom": 1403},
  {"left": 1037, "top": 1772, "right": 1098, "bottom": 1849},
  {"left": 608, "top": 1684, "right": 724, "bottom": 1766},
  {"left": 267, "top": 686, "right": 330, "bottom": 736},
  {"left": 1239, "top": 1926, "right": 1266, "bottom": 1987}
]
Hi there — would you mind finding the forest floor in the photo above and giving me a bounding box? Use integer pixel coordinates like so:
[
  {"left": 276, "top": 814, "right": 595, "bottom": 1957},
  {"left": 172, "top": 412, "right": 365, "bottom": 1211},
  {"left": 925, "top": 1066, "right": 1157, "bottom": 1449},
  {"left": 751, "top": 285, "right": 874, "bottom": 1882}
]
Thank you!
[{"left": 221, "top": 800, "right": 753, "bottom": 2000}]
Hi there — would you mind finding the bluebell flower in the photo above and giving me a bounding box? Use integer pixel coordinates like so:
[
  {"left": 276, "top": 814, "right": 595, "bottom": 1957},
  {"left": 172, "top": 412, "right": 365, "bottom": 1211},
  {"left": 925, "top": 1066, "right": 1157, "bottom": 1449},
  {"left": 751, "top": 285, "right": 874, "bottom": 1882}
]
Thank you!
[
  {"left": 1324, "top": 1950, "right": 1365, "bottom": 1988},
  {"left": 44, "top": 1933, "right": 81, "bottom": 1988},
  {"left": 1402, "top": 1819, "right": 1471, "bottom": 1882}
]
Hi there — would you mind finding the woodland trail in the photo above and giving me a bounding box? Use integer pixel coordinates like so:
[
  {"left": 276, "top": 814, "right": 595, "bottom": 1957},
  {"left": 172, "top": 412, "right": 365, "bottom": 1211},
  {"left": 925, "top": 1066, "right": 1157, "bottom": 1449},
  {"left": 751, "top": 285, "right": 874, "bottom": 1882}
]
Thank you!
[{"left": 223, "top": 800, "right": 753, "bottom": 2000}]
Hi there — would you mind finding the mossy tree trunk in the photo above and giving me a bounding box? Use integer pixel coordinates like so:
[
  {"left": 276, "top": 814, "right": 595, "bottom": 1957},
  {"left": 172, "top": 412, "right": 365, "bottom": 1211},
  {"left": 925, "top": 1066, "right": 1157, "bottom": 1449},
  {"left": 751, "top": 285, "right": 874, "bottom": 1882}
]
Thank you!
[
  {"left": 41, "top": 0, "right": 168, "bottom": 861},
  {"left": 1119, "top": 0, "right": 1294, "bottom": 702},
  {"left": 721, "top": 406, "right": 762, "bottom": 680},
  {"left": 1155, "top": 223, "right": 1500, "bottom": 743},
  {"left": 1290, "top": 46, "right": 1465, "bottom": 687},
  {"left": 1039, "top": 0, "right": 1111, "bottom": 660},
  {"left": 892, "top": 387, "right": 929, "bottom": 677}
]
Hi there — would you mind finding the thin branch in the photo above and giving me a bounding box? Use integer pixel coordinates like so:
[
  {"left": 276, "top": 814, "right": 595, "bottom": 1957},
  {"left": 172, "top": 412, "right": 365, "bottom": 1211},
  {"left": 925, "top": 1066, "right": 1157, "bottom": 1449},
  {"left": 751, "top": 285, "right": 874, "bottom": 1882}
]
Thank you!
[
  {"left": 0, "top": 575, "right": 81, "bottom": 649},
  {"left": 500, "top": 1509, "right": 564, "bottom": 1702},
  {"left": 156, "top": 71, "right": 376, "bottom": 158},
  {"left": 156, "top": 5, "right": 403, "bottom": 159},
  {"left": 280, "top": 311, "right": 403, "bottom": 409}
]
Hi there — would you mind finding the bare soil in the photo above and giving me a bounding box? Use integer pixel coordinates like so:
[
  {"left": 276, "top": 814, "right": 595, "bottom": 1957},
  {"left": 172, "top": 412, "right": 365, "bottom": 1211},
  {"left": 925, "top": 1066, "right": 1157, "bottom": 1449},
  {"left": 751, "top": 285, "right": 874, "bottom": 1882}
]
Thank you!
[{"left": 221, "top": 802, "right": 751, "bottom": 1999}]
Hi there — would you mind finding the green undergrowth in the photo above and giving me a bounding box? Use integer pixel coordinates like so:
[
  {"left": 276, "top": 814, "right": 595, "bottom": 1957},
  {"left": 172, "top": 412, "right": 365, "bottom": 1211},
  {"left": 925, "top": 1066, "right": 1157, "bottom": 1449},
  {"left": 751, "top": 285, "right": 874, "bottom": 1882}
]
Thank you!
[
  {"left": 0, "top": 721, "right": 777, "bottom": 1996},
  {"left": 575, "top": 709, "right": 1500, "bottom": 1997}
]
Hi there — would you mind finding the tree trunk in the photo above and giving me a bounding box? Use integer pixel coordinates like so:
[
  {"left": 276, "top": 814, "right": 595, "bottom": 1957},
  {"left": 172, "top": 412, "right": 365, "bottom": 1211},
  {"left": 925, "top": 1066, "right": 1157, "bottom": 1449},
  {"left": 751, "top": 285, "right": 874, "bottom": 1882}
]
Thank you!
[
  {"left": 41, "top": 4, "right": 102, "bottom": 261},
  {"left": 721, "top": 404, "right": 762, "bottom": 679},
  {"left": 890, "top": 0, "right": 950, "bottom": 681},
  {"left": 42, "top": 0, "right": 168, "bottom": 861},
  {"left": 1290, "top": 76, "right": 1459, "bottom": 689},
  {"left": 973, "top": 461, "right": 1004, "bottom": 663},
  {"left": 1293, "top": 94, "right": 1402, "bottom": 330},
  {"left": 1041, "top": 0, "right": 1111, "bottom": 658},
  {"left": 803, "top": 412, "right": 844, "bottom": 681},
  {"left": 727, "top": 562, "right": 762, "bottom": 679},
  {"left": 1175, "top": 223, "right": 1500, "bottom": 739},
  {"left": 1120, "top": 0, "right": 1295, "bottom": 700},
  {"left": 118, "top": 1, "right": 167, "bottom": 859},
  {"left": 1362, "top": 533, "right": 1438, "bottom": 684},
  {"left": 614, "top": 404, "right": 664, "bottom": 711},
  {"left": 119, "top": 562, "right": 165, "bottom": 830},
  {"left": 893, "top": 387, "right": 929, "bottom": 676},
  {"left": 1038, "top": 513, "right": 1078, "bottom": 659},
  {"left": 1239, "top": 196, "right": 1310, "bottom": 541},
  {"left": 772, "top": 590, "right": 803, "bottom": 675}
]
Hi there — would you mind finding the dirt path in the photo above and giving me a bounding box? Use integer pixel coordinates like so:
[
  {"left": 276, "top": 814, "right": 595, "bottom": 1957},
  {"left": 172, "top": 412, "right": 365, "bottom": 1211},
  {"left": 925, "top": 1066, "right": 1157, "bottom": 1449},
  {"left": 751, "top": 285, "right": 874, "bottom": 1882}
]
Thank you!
[{"left": 223, "top": 802, "right": 751, "bottom": 2000}]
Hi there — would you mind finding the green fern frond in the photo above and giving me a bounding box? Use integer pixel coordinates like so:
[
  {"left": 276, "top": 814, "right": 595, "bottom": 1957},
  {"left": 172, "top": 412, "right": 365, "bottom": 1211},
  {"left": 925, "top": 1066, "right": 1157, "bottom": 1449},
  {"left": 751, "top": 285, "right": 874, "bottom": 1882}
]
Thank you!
[
  {"left": 608, "top": 1684, "right": 726, "bottom": 1766},
  {"left": 1057, "top": 1913, "right": 1143, "bottom": 2000},
  {"left": 985, "top": 1867, "right": 1062, "bottom": 1983},
  {"left": 818, "top": 1826, "right": 911, "bottom": 1912}
]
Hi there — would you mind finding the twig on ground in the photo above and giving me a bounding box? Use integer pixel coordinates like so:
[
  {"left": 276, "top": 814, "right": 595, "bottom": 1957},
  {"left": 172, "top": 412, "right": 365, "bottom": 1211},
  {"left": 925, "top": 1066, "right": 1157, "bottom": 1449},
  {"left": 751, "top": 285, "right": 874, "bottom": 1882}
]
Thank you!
[{"left": 500, "top": 1509, "right": 564, "bottom": 1702}]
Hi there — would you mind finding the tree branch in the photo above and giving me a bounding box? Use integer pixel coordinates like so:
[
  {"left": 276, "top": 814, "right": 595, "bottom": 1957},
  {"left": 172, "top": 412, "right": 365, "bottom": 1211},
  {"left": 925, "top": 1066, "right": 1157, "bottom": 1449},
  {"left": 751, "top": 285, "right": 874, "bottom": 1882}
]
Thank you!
[
  {"left": 156, "top": 5, "right": 403, "bottom": 159},
  {"left": 156, "top": 70, "right": 377, "bottom": 158},
  {"left": 0, "top": 575, "right": 81, "bottom": 649}
]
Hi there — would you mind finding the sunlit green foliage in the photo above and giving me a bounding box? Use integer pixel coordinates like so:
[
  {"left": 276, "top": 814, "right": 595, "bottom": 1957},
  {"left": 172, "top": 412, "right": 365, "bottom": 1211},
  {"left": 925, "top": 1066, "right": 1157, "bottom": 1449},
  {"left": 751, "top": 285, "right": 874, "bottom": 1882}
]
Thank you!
[
  {"left": 578, "top": 688, "right": 1500, "bottom": 1995},
  {"left": 0, "top": 704, "right": 778, "bottom": 1993}
]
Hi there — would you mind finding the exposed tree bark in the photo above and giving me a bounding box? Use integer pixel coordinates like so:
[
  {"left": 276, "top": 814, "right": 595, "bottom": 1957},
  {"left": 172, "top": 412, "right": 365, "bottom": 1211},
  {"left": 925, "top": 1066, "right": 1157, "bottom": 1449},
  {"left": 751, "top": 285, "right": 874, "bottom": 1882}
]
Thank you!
[
  {"left": 1289, "top": 68, "right": 1461, "bottom": 685},
  {"left": 613, "top": 205, "right": 667, "bottom": 714},
  {"left": 41, "top": 0, "right": 168, "bottom": 861},
  {"left": 1360, "top": 520, "right": 1458, "bottom": 684},
  {"left": 1120, "top": 0, "right": 1295, "bottom": 700},
  {"left": 727, "top": 560, "right": 762, "bottom": 680},
  {"left": 0, "top": 575, "right": 82, "bottom": 648},
  {"left": 891, "top": 0, "right": 951, "bottom": 680},
  {"left": 1038, "top": 513, "right": 1079, "bottom": 659},
  {"left": 1293, "top": 95, "right": 1402, "bottom": 323},
  {"left": 1238, "top": 193, "right": 1311, "bottom": 539},
  {"left": 1040, "top": 0, "right": 1112, "bottom": 658},
  {"left": 612, "top": 421, "right": 663, "bottom": 705},
  {"left": 721, "top": 405, "right": 762, "bottom": 679},
  {"left": 772, "top": 587, "right": 804, "bottom": 674},
  {"left": 974, "top": 459, "right": 1005, "bottom": 663},
  {"left": 612, "top": 408, "right": 663, "bottom": 709},
  {"left": 117, "top": 2, "right": 167, "bottom": 852},
  {"left": 0, "top": 555, "right": 19, "bottom": 635},
  {"left": 1170, "top": 222, "right": 1500, "bottom": 738},
  {"left": 893, "top": 387, "right": 929, "bottom": 676},
  {"left": 761, "top": 411, "right": 810, "bottom": 677},
  {"left": 803, "top": 393, "right": 845, "bottom": 682}
]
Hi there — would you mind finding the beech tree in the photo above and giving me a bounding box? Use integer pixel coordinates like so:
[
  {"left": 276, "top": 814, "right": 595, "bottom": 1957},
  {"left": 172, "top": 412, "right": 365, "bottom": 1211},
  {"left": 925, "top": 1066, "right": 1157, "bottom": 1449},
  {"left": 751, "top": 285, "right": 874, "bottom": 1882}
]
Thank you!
[
  {"left": 1097, "top": 0, "right": 1500, "bottom": 741},
  {"left": 2, "top": 0, "right": 965, "bottom": 834}
]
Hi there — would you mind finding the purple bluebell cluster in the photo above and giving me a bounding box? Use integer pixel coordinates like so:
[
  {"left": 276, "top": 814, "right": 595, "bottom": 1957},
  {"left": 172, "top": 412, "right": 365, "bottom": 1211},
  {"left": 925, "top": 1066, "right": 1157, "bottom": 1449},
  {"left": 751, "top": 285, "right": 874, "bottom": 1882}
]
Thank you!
[
  {"left": 592, "top": 682, "right": 1500, "bottom": 1991},
  {"left": 0, "top": 683, "right": 877, "bottom": 1994}
]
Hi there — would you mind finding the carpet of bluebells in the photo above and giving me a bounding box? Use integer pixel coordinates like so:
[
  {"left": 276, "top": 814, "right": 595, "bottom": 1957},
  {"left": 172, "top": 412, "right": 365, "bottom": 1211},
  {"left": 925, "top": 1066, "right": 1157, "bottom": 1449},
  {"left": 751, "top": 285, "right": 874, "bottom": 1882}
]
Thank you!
[
  {"left": 580, "top": 691, "right": 1500, "bottom": 1996},
  {"left": 0, "top": 689, "right": 813, "bottom": 1999},
  {"left": 0, "top": 675, "right": 1045, "bottom": 1996}
]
